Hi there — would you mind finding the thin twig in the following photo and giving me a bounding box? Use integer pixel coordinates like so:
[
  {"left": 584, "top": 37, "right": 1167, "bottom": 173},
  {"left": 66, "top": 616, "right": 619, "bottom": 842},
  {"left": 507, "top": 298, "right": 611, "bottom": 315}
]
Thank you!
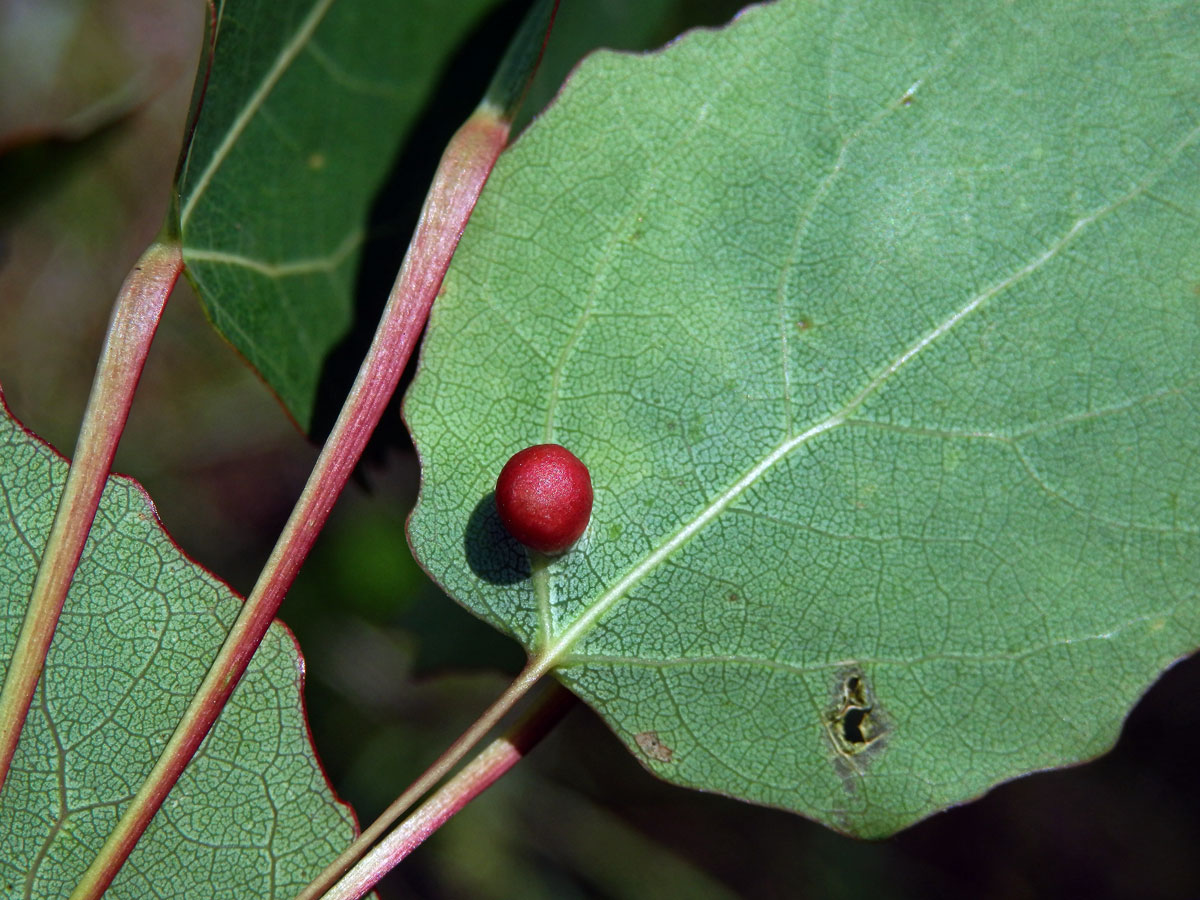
[
  {"left": 0, "top": 238, "right": 183, "bottom": 792},
  {"left": 321, "top": 683, "right": 576, "bottom": 900}
]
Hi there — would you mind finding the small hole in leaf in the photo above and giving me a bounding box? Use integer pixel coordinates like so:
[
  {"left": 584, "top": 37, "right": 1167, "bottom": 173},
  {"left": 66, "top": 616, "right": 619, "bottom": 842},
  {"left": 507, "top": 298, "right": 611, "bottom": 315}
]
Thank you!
[
  {"left": 841, "top": 706, "right": 870, "bottom": 744},
  {"left": 826, "top": 667, "right": 889, "bottom": 764}
]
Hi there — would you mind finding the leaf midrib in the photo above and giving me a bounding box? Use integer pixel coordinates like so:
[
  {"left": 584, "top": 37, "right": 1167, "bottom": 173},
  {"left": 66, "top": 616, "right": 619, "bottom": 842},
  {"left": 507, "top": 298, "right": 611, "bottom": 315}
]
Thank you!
[
  {"left": 183, "top": 228, "right": 363, "bottom": 277},
  {"left": 558, "top": 604, "right": 1180, "bottom": 674},
  {"left": 180, "top": 0, "right": 338, "bottom": 228},
  {"left": 536, "top": 124, "right": 1200, "bottom": 668}
]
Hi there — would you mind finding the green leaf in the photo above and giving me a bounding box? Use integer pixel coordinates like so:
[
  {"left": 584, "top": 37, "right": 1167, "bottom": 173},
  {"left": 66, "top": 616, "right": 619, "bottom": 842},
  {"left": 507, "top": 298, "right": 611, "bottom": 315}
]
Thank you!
[
  {"left": 512, "top": 0, "right": 749, "bottom": 136},
  {"left": 405, "top": 0, "right": 1200, "bottom": 837},
  {"left": 177, "top": 0, "right": 499, "bottom": 431},
  {"left": 0, "top": 395, "right": 355, "bottom": 896}
]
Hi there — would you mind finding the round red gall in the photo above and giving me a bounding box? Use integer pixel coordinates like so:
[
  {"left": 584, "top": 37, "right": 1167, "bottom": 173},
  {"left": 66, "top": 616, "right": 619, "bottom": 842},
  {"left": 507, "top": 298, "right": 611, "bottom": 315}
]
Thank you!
[{"left": 495, "top": 444, "right": 593, "bottom": 554}]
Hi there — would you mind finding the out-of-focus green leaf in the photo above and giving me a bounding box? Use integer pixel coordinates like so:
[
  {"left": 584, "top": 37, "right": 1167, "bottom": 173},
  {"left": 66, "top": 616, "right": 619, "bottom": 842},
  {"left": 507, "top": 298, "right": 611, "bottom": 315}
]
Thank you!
[
  {"left": 0, "top": 393, "right": 355, "bottom": 897},
  {"left": 406, "top": 0, "right": 1200, "bottom": 837},
  {"left": 177, "top": 0, "right": 499, "bottom": 431},
  {"left": 0, "top": 0, "right": 146, "bottom": 149}
]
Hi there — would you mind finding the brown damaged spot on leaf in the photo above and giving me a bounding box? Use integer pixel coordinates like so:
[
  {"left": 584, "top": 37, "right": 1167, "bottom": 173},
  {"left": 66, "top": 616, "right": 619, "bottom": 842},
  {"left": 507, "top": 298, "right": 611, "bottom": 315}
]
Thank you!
[
  {"left": 823, "top": 667, "right": 890, "bottom": 793},
  {"left": 635, "top": 730, "right": 674, "bottom": 763}
]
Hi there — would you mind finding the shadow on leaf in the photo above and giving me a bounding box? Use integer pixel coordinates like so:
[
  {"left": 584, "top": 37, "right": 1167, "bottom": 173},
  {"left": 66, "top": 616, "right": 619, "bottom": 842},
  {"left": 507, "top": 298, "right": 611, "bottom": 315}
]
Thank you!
[{"left": 465, "top": 491, "right": 530, "bottom": 585}]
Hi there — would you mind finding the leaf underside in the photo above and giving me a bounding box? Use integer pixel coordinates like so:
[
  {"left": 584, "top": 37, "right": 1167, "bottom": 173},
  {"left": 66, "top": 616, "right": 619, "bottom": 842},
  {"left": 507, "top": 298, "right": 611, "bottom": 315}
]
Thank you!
[
  {"left": 406, "top": 0, "right": 1200, "bottom": 837},
  {"left": 0, "top": 394, "right": 355, "bottom": 897}
]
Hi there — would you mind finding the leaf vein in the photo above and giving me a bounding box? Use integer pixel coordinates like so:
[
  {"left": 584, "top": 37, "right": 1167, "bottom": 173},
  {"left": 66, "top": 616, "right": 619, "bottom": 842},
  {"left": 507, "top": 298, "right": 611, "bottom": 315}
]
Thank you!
[
  {"left": 542, "top": 130, "right": 1199, "bottom": 664},
  {"left": 184, "top": 228, "right": 363, "bottom": 278},
  {"left": 560, "top": 610, "right": 1177, "bottom": 673},
  {"left": 180, "top": 0, "right": 338, "bottom": 227}
]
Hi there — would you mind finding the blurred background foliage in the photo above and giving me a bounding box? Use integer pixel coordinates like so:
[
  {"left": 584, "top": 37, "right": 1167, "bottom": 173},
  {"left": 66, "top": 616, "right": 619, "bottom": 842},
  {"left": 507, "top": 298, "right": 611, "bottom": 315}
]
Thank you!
[{"left": 1, "top": 1, "right": 1197, "bottom": 897}]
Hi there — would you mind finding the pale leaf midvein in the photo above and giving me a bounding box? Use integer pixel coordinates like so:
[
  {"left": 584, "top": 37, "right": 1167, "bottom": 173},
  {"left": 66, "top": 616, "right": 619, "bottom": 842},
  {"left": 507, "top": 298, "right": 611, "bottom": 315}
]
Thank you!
[
  {"left": 180, "top": 0, "right": 338, "bottom": 228},
  {"left": 184, "top": 227, "right": 363, "bottom": 278},
  {"left": 560, "top": 606, "right": 1178, "bottom": 675},
  {"left": 539, "top": 134, "right": 1199, "bottom": 666}
]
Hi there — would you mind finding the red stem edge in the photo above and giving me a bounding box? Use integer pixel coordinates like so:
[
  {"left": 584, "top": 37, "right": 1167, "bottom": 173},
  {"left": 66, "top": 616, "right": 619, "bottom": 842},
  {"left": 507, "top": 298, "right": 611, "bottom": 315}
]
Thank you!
[
  {"left": 0, "top": 239, "right": 183, "bottom": 793},
  {"left": 68, "top": 108, "right": 510, "bottom": 900},
  {"left": 325, "top": 684, "right": 576, "bottom": 900}
]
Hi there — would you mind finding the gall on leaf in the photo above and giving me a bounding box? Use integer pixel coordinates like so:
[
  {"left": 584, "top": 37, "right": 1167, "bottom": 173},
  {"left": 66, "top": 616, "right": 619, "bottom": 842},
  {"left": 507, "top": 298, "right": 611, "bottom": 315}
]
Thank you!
[{"left": 495, "top": 444, "right": 593, "bottom": 554}]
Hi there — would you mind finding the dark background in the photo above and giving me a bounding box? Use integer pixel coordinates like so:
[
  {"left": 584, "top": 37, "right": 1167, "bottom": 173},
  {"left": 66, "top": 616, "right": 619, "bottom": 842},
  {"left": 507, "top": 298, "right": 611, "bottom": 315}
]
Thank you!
[{"left": 1, "top": 1, "right": 1197, "bottom": 897}]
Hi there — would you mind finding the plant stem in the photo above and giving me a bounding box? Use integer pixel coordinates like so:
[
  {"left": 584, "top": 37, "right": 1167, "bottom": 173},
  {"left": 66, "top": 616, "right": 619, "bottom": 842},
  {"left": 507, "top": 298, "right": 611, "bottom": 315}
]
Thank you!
[
  {"left": 67, "top": 105, "right": 512, "bottom": 900},
  {"left": 295, "top": 6, "right": 563, "bottom": 886},
  {"left": 320, "top": 682, "right": 576, "bottom": 900},
  {"left": 65, "top": 3, "right": 558, "bottom": 894},
  {"left": 297, "top": 655, "right": 558, "bottom": 899},
  {"left": 0, "top": 0, "right": 217, "bottom": 801},
  {"left": 0, "top": 238, "right": 183, "bottom": 794}
]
